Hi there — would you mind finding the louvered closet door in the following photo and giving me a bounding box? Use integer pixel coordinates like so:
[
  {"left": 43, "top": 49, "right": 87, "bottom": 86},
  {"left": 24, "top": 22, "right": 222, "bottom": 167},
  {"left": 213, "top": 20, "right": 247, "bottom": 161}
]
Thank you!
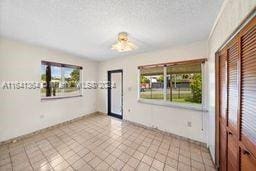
[
  {"left": 227, "top": 39, "right": 239, "bottom": 171},
  {"left": 219, "top": 50, "right": 228, "bottom": 171},
  {"left": 227, "top": 41, "right": 239, "bottom": 133},
  {"left": 220, "top": 51, "right": 228, "bottom": 123},
  {"left": 241, "top": 21, "right": 256, "bottom": 160},
  {"left": 217, "top": 16, "right": 256, "bottom": 171}
]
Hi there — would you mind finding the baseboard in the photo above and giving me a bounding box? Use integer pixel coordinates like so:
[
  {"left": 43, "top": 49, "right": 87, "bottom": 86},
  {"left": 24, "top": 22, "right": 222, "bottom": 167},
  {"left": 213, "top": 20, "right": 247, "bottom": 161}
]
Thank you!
[
  {"left": 98, "top": 112, "right": 207, "bottom": 147},
  {"left": 125, "top": 119, "right": 207, "bottom": 147},
  {"left": 0, "top": 111, "right": 100, "bottom": 146}
]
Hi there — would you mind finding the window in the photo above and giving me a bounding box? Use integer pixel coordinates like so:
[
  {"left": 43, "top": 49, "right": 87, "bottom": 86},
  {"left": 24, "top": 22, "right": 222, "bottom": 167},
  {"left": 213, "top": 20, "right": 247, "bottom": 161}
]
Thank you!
[
  {"left": 140, "top": 66, "right": 164, "bottom": 100},
  {"left": 166, "top": 63, "right": 202, "bottom": 104},
  {"left": 41, "top": 61, "right": 82, "bottom": 99},
  {"left": 139, "top": 59, "right": 205, "bottom": 108}
]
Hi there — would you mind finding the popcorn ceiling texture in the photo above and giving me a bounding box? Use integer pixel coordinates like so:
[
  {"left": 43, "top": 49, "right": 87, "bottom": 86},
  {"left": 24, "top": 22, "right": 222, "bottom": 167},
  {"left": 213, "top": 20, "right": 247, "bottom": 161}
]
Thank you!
[{"left": 0, "top": 0, "right": 223, "bottom": 60}]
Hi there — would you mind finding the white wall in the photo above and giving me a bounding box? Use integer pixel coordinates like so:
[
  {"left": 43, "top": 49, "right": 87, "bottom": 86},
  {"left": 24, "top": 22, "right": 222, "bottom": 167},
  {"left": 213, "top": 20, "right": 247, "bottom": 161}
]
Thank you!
[
  {"left": 207, "top": 0, "right": 256, "bottom": 162},
  {"left": 97, "top": 40, "right": 208, "bottom": 143},
  {"left": 0, "top": 38, "right": 98, "bottom": 142}
]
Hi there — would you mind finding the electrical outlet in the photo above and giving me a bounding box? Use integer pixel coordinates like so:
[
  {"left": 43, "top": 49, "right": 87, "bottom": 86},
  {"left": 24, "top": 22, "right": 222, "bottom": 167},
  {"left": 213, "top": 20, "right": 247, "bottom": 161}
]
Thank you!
[
  {"left": 187, "top": 121, "right": 192, "bottom": 127},
  {"left": 40, "top": 114, "right": 45, "bottom": 119},
  {"left": 128, "top": 109, "right": 131, "bottom": 112}
]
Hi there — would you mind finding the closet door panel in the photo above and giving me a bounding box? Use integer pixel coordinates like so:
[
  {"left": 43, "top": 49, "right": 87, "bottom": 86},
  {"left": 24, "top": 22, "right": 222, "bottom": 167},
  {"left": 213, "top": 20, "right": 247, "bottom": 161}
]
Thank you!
[
  {"left": 227, "top": 41, "right": 239, "bottom": 133},
  {"left": 219, "top": 49, "right": 228, "bottom": 171},
  {"left": 240, "top": 147, "right": 256, "bottom": 171},
  {"left": 241, "top": 24, "right": 256, "bottom": 157},
  {"left": 227, "top": 132, "right": 238, "bottom": 171},
  {"left": 220, "top": 51, "right": 228, "bottom": 123},
  {"left": 219, "top": 123, "right": 227, "bottom": 171}
]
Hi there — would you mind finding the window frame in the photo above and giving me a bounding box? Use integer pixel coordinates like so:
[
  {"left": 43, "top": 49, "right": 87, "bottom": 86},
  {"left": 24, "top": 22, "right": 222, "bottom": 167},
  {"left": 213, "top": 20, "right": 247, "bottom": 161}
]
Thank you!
[
  {"left": 41, "top": 61, "right": 83, "bottom": 101},
  {"left": 137, "top": 59, "right": 207, "bottom": 111}
]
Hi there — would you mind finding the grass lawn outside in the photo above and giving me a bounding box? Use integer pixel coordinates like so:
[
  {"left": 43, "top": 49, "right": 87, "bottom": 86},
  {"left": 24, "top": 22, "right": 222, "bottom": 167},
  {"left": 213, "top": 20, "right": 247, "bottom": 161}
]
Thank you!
[
  {"left": 41, "top": 87, "right": 80, "bottom": 97},
  {"left": 140, "top": 88, "right": 200, "bottom": 104}
]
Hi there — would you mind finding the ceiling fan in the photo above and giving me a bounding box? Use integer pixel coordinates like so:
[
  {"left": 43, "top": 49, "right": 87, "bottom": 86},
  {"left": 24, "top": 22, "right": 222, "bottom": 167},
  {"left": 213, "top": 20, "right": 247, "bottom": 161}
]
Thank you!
[{"left": 111, "top": 32, "right": 137, "bottom": 52}]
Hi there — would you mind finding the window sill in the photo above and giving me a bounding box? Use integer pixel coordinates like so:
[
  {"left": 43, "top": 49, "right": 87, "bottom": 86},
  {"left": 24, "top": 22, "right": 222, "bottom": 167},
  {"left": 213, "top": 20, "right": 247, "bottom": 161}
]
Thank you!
[
  {"left": 138, "top": 99, "right": 207, "bottom": 112},
  {"left": 41, "top": 95, "right": 82, "bottom": 101}
]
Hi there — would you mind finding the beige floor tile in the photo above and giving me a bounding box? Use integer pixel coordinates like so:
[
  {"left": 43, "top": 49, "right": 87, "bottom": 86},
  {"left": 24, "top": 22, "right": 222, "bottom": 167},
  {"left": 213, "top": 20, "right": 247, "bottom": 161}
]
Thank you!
[
  {"left": 155, "top": 152, "right": 167, "bottom": 162},
  {"left": 83, "top": 152, "right": 95, "bottom": 162},
  {"left": 178, "top": 162, "right": 191, "bottom": 171},
  {"left": 89, "top": 156, "right": 102, "bottom": 168},
  {"left": 152, "top": 159, "right": 164, "bottom": 171},
  {"left": 66, "top": 153, "right": 80, "bottom": 165},
  {"left": 146, "top": 149, "right": 157, "bottom": 158},
  {"left": 191, "top": 160, "right": 205, "bottom": 170},
  {"left": 127, "top": 157, "right": 140, "bottom": 168},
  {"left": 36, "top": 163, "right": 53, "bottom": 171},
  {"left": 72, "top": 159, "right": 86, "bottom": 170},
  {"left": 0, "top": 157, "right": 11, "bottom": 166},
  {"left": 119, "top": 152, "right": 131, "bottom": 162},
  {"left": 97, "top": 150, "right": 110, "bottom": 160},
  {"left": 105, "top": 154, "right": 117, "bottom": 165},
  {"left": 53, "top": 161, "right": 69, "bottom": 170},
  {"left": 179, "top": 155, "right": 191, "bottom": 166},
  {"left": 204, "top": 165, "right": 216, "bottom": 171},
  {"left": 142, "top": 155, "right": 154, "bottom": 165},
  {"left": 64, "top": 166, "right": 74, "bottom": 171},
  {"left": 95, "top": 161, "right": 110, "bottom": 170},
  {"left": 0, "top": 164, "right": 12, "bottom": 171},
  {"left": 166, "top": 157, "right": 178, "bottom": 169},
  {"left": 133, "top": 151, "right": 144, "bottom": 160},
  {"left": 138, "top": 145, "right": 148, "bottom": 153},
  {"left": 0, "top": 114, "right": 214, "bottom": 171},
  {"left": 122, "top": 164, "right": 135, "bottom": 171},
  {"left": 164, "top": 164, "right": 177, "bottom": 171},
  {"left": 137, "top": 162, "right": 150, "bottom": 171},
  {"left": 77, "top": 163, "right": 93, "bottom": 171},
  {"left": 111, "top": 158, "right": 125, "bottom": 170},
  {"left": 77, "top": 148, "right": 90, "bottom": 157}
]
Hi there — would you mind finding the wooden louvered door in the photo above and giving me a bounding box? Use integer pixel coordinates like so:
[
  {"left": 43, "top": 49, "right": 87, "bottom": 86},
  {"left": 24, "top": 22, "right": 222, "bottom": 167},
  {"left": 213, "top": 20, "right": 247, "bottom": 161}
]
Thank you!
[
  {"left": 226, "top": 38, "right": 239, "bottom": 171},
  {"left": 217, "top": 16, "right": 256, "bottom": 171},
  {"left": 219, "top": 49, "right": 228, "bottom": 171},
  {"left": 239, "top": 17, "right": 256, "bottom": 171}
]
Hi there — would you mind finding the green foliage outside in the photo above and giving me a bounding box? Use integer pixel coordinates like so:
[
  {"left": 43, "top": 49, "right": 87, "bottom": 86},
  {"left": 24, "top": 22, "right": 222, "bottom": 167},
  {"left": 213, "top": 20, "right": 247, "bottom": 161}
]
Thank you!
[
  {"left": 157, "top": 75, "right": 164, "bottom": 83},
  {"left": 70, "top": 69, "right": 80, "bottom": 82},
  {"left": 41, "top": 74, "right": 46, "bottom": 81},
  {"left": 140, "top": 75, "right": 150, "bottom": 83},
  {"left": 69, "top": 69, "right": 80, "bottom": 87},
  {"left": 188, "top": 73, "right": 202, "bottom": 103}
]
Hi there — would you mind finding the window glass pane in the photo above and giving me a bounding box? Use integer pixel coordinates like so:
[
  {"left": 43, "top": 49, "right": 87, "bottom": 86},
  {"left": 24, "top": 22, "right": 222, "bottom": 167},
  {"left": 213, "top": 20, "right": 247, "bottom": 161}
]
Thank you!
[
  {"left": 40, "top": 64, "right": 47, "bottom": 97},
  {"left": 140, "top": 66, "right": 164, "bottom": 100},
  {"left": 63, "top": 67, "right": 80, "bottom": 96},
  {"left": 51, "top": 66, "right": 62, "bottom": 96},
  {"left": 40, "top": 62, "right": 82, "bottom": 98},
  {"left": 167, "top": 63, "right": 202, "bottom": 104}
]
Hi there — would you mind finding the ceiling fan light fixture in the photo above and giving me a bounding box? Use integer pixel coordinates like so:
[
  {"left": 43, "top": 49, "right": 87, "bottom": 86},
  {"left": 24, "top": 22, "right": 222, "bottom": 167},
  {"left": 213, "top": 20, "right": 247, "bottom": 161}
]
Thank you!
[{"left": 112, "top": 32, "right": 137, "bottom": 52}]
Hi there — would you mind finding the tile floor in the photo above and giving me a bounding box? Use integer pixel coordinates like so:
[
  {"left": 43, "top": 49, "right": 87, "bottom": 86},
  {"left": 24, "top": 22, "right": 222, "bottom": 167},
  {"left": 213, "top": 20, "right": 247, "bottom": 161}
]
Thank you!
[{"left": 0, "top": 114, "right": 215, "bottom": 171}]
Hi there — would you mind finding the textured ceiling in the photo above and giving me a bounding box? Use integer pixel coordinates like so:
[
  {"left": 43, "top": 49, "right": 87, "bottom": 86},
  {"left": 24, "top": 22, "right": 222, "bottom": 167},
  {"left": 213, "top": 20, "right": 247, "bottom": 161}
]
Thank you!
[{"left": 0, "top": 0, "right": 223, "bottom": 61}]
